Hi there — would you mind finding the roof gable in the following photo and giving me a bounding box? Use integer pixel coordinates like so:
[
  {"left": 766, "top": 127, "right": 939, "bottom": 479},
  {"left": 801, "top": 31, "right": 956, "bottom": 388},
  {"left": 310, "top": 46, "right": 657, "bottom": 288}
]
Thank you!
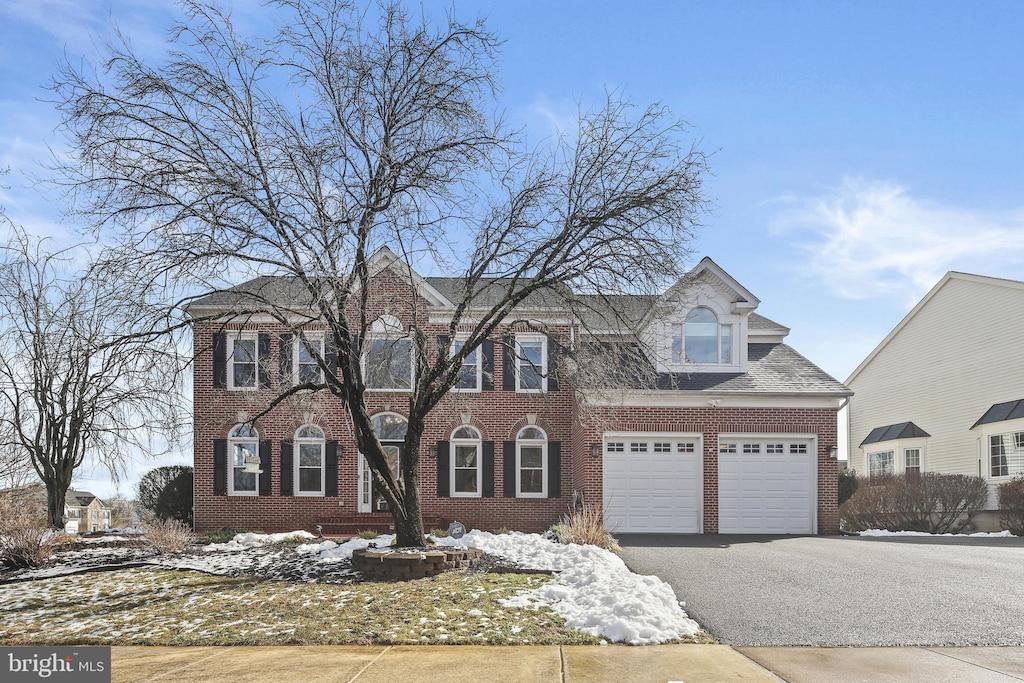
[{"left": 847, "top": 271, "right": 1024, "bottom": 385}]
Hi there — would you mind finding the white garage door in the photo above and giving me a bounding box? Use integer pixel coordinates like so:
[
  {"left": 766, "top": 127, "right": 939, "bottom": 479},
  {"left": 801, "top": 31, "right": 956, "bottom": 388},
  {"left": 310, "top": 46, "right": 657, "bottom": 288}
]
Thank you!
[
  {"left": 603, "top": 436, "right": 702, "bottom": 533},
  {"left": 718, "top": 438, "right": 816, "bottom": 534}
]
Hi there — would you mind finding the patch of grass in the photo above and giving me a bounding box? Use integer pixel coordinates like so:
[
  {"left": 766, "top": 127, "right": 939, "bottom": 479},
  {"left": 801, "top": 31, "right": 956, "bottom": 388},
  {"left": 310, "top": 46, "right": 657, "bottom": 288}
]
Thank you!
[
  {"left": 492, "top": 527, "right": 510, "bottom": 535},
  {"left": 196, "top": 528, "right": 255, "bottom": 544},
  {"left": 356, "top": 530, "right": 380, "bottom": 540},
  {"left": 0, "top": 568, "right": 603, "bottom": 646}
]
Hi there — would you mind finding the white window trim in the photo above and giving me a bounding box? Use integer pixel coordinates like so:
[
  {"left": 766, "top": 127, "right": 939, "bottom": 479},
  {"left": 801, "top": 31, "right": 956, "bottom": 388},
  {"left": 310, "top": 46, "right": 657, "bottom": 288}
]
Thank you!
[
  {"left": 228, "top": 425, "right": 259, "bottom": 496},
  {"left": 903, "top": 447, "right": 922, "bottom": 473},
  {"left": 294, "top": 334, "right": 325, "bottom": 385},
  {"left": 362, "top": 336, "right": 415, "bottom": 392},
  {"left": 515, "top": 333, "right": 547, "bottom": 394},
  {"left": 450, "top": 336, "right": 482, "bottom": 393},
  {"left": 227, "top": 332, "right": 260, "bottom": 391},
  {"left": 516, "top": 427, "right": 548, "bottom": 498},
  {"left": 450, "top": 427, "right": 482, "bottom": 498},
  {"left": 294, "top": 426, "right": 326, "bottom": 497}
]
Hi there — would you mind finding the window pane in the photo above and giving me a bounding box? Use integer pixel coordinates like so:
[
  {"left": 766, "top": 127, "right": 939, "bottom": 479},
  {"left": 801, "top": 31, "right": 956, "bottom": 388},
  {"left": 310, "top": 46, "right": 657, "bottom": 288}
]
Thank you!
[
  {"left": 521, "top": 446, "right": 543, "bottom": 469},
  {"left": 233, "top": 363, "right": 256, "bottom": 387},
  {"left": 720, "top": 325, "right": 732, "bottom": 363},
  {"left": 455, "top": 445, "right": 478, "bottom": 468},
  {"left": 233, "top": 469, "right": 256, "bottom": 491},
  {"left": 299, "top": 363, "right": 321, "bottom": 384},
  {"left": 685, "top": 308, "right": 718, "bottom": 363},
  {"left": 454, "top": 470, "right": 478, "bottom": 493},
  {"left": 518, "top": 340, "right": 543, "bottom": 390},
  {"left": 373, "top": 413, "right": 408, "bottom": 440},
  {"left": 384, "top": 445, "right": 400, "bottom": 476},
  {"left": 671, "top": 324, "right": 683, "bottom": 364},
  {"left": 457, "top": 363, "right": 478, "bottom": 389},
  {"left": 296, "top": 425, "right": 324, "bottom": 439},
  {"left": 452, "top": 426, "right": 480, "bottom": 439},
  {"left": 367, "top": 339, "right": 412, "bottom": 390},
  {"left": 299, "top": 443, "right": 322, "bottom": 467},
  {"left": 520, "top": 341, "right": 543, "bottom": 365},
  {"left": 232, "top": 339, "right": 255, "bottom": 362},
  {"left": 233, "top": 442, "right": 257, "bottom": 466},
  {"left": 298, "top": 340, "right": 317, "bottom": 364},
  {"left": 518, "top": 427, "right": 544, "bottom": 440},
  {"left": 298, "top": 468, "right": 321, "bottom": 492},
  {"left": 520, "top": 469, "right": 544, "bottom": 493},
  {"left": 519, "top": 366, "right": 542, "bottom": 390}
]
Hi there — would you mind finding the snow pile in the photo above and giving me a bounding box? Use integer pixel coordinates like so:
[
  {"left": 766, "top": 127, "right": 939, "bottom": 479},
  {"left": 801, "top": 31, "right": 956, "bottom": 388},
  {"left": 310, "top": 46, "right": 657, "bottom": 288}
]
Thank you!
[
  {"left": 204, "top": 530, "right": 317, "bottom": 552},
  {"left": 860, "top": 528, "right": 1015, "bottom": 538},
  {"left": 436, "top": 531, "right": 700, "bottom": 645},
  {"left": 297, "top": 534, "right": 396, "bottom": 563}
]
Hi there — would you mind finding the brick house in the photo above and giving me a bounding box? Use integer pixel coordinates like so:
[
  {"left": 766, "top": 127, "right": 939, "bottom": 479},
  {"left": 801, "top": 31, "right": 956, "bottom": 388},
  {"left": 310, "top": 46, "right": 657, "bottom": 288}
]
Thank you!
[{"left": 188, "top": 251, "right": 850, "bottom": 535}]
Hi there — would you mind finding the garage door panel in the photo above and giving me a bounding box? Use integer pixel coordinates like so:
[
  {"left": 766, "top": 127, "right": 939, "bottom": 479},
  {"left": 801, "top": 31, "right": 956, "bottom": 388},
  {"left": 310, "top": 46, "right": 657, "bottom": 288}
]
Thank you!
[
  {"left": 604, "top": 437, "right": 702, "bottom": 533},
  {"left": 719, "top": 443, "right": 815, "bottom": 534}
]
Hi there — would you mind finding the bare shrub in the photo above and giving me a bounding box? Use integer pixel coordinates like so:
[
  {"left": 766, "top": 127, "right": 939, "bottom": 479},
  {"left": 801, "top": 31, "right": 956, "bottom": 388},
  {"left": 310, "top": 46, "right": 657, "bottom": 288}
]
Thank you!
[
  {"left": 998, "top": 477, "right": 1024, "bottom": 535},
  {"left": 0, "top": 488, "right": 59, "bottom": 567},
  {"left": 547, "top": 503, "right": 621, "bottom": 551},
  {"left": 144, "top": 517, "right": 195, "bottom": 554},
  {"left": 840, "top": 473, "right": 988, "bottom": 533}
]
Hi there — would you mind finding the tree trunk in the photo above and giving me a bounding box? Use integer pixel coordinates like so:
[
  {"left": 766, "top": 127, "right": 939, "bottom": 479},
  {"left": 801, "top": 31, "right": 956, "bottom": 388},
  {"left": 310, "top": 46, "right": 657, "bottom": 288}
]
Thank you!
[
  {"left": 45, "top": 478, "right": 68, "bottom": 530},
  {"left": 393, "top": 425, "right": 426, "bottom": 547}
]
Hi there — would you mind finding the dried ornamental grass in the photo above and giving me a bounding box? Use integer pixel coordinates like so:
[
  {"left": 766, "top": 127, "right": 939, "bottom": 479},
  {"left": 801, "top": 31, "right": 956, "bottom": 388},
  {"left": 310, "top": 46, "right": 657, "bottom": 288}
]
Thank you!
[{"left": 144, "top": 517, "right": 195, "bottom": 554}]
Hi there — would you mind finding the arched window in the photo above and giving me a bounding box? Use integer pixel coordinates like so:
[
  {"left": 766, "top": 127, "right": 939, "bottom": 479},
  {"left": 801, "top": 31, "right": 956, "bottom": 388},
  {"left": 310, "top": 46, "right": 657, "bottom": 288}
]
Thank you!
[
  {"left": 672, "top": 307, "right": 732, "bottom": 365},
  {"left": 294, "top": 425, "right": 325, "bottom": 496},
  {"left": 516, "top": 426, "right": 547, "bottom": 498},
  {"left": 451, "top": 426, "right": 482, "bottom": 497},
  {"left": 228, "top": 424, "right": 259, "bottom": 496}
]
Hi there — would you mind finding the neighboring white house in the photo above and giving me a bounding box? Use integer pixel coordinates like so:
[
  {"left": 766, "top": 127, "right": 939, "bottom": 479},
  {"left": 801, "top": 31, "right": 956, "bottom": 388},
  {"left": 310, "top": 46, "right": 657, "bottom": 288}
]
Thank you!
[{"left": 846, "top": 271, "right": 1024, "bottom": 530}]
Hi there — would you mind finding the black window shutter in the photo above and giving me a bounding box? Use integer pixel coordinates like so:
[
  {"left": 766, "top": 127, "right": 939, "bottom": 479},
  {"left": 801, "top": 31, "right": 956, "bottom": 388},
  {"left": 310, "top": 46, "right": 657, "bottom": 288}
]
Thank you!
[
  {"left": 482, "top": 340, "right": 494, "bottom": 391},
  {"left": 350, "top": 333, "right": 360, "bottom": 359},
  {"left": 325, "top": 334, "right": 338, "bottom": 378},
  {"left": 503, "top": 441, "right": 516, "bottom": 497},
  {"left": 482, "top": 441, "right": 495, "bottom": 498},
  {"left": 437, "top": 441, "right": 450, "bottom": 497},
  {"left": 258, "top": 440, "right": 272, "bottom": 496},
  {"left": 213, "top": 333, "right": 227, "bottom": 388},
  {"left": 258, "top": 334, "right": 272, "bottom": 388},
  {"left": 502, "top": 335, "right": 516, "bottom": 391},
  {"left": 280, "top": 440, "right": 294, "bottom": 496},
  {"left": 326, "top": 441, "right": 339, "bottom": 496},
  {"left": 279, "top": 334, "right": 294, "bottom": 387},
  {"left": 213, "top": 439, "right": 228, "bottom": 495},
  {"left": 547, "top": 335, "right": 560, "bottom": 391},
  {"left": 548, "top": 441, "right": 561, "bottom": 498}
]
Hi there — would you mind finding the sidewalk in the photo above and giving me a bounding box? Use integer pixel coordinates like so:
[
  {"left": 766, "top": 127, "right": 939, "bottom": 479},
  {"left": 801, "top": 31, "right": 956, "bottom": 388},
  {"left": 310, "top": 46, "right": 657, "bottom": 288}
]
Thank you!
[{"left": 110, "top": 644, "right": 1024, "bottom": 683}]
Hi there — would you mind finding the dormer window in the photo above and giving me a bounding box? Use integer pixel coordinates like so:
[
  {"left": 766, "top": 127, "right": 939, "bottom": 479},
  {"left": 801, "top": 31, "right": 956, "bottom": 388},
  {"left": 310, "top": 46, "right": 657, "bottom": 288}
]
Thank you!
[{"left": 672, "top": 308, "right": 732, "bottom": 364}]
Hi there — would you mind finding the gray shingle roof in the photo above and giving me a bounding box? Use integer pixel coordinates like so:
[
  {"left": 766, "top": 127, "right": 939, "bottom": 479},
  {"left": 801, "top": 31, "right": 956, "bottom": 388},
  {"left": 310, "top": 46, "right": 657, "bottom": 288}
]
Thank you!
[
  {"left": 972, "top": 399, "right": 1024, "bottom": 429},
  {"left": 597, "top": 343, "right": 850, "bottom": 395},
  {"left": 860, "top": 422, "right": 930, "bottom": 446},
  {"left": 66, "top": 490, "right": 105, "bottom": 508}
]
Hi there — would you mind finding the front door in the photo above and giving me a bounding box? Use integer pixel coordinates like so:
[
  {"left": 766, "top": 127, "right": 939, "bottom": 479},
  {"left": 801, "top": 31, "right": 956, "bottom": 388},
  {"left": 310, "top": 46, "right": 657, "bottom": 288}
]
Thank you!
[{"left": 357, "top": 444, "right": 401, "bottom": 513}]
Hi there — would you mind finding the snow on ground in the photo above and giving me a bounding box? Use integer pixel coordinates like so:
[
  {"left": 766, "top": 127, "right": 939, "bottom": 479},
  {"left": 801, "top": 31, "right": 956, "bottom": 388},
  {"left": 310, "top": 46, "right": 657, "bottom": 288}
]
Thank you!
[
  {"left": 859, "top": 528, "right": 1016, "bottom": 537},
  {"left": 443, "top": 531, "right": 700, "bottom": 645}
]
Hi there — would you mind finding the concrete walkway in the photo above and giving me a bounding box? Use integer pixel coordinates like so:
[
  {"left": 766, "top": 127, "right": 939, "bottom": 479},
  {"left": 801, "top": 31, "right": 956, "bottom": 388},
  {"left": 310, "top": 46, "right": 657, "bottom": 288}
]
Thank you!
[{"left": 110, "top": 645, "right": 1024, "bottom": 682}]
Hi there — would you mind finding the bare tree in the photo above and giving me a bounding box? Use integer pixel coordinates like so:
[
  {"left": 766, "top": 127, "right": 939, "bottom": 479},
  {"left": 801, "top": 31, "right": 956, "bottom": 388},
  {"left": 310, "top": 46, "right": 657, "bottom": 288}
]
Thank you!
[
  {"left": 53, "top": 0, "right": 707, "bottom": 546},
  {"left": 0, "top": 227, "right": 187, "bottom": 528}
]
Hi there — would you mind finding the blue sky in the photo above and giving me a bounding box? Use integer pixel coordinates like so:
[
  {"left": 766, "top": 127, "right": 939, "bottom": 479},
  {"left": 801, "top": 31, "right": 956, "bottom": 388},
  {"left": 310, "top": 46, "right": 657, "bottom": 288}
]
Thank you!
[{"left": 2, "top": 1, "right": 1023, "bottom": 493}]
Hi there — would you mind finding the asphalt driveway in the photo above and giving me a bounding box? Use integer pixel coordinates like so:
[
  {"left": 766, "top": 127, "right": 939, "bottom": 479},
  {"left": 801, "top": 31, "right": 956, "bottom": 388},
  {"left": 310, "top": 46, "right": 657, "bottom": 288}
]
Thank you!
[{"left": 618, "top": 534, "right": 1024, "bottom": 647}]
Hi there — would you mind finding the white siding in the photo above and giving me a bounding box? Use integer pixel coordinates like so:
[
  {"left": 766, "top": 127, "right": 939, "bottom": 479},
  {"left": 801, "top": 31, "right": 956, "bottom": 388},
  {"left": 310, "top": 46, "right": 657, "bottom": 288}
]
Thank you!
[{"left": 848, "top": 276, "right": 1024, "bottom": 497}]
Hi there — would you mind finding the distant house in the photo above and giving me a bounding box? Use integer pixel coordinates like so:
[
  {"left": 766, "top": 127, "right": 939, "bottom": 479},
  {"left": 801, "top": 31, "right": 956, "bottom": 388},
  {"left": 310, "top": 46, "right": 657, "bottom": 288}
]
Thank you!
[
  {"left": 846, "top": 272, "right": 1024, "bottom": 530},
  {"left": 64, "top": 490, "right": 112, "bottom": 534},
  {"left": 187, "top": 251, "right": 850, "bottom": 536}
]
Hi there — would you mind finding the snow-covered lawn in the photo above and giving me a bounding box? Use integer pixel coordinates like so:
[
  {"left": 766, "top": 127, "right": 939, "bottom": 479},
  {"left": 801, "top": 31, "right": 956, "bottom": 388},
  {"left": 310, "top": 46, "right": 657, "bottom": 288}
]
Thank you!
[{"left": 0, "top": 529, "right": 704, "bottom": 646}]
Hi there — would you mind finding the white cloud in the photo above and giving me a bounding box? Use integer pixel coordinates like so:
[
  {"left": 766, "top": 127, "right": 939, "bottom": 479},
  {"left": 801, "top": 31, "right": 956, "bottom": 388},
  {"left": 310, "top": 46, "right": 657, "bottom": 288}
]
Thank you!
[{"left": 770, "top": 177, "right": 1024, "bottom": 305}]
